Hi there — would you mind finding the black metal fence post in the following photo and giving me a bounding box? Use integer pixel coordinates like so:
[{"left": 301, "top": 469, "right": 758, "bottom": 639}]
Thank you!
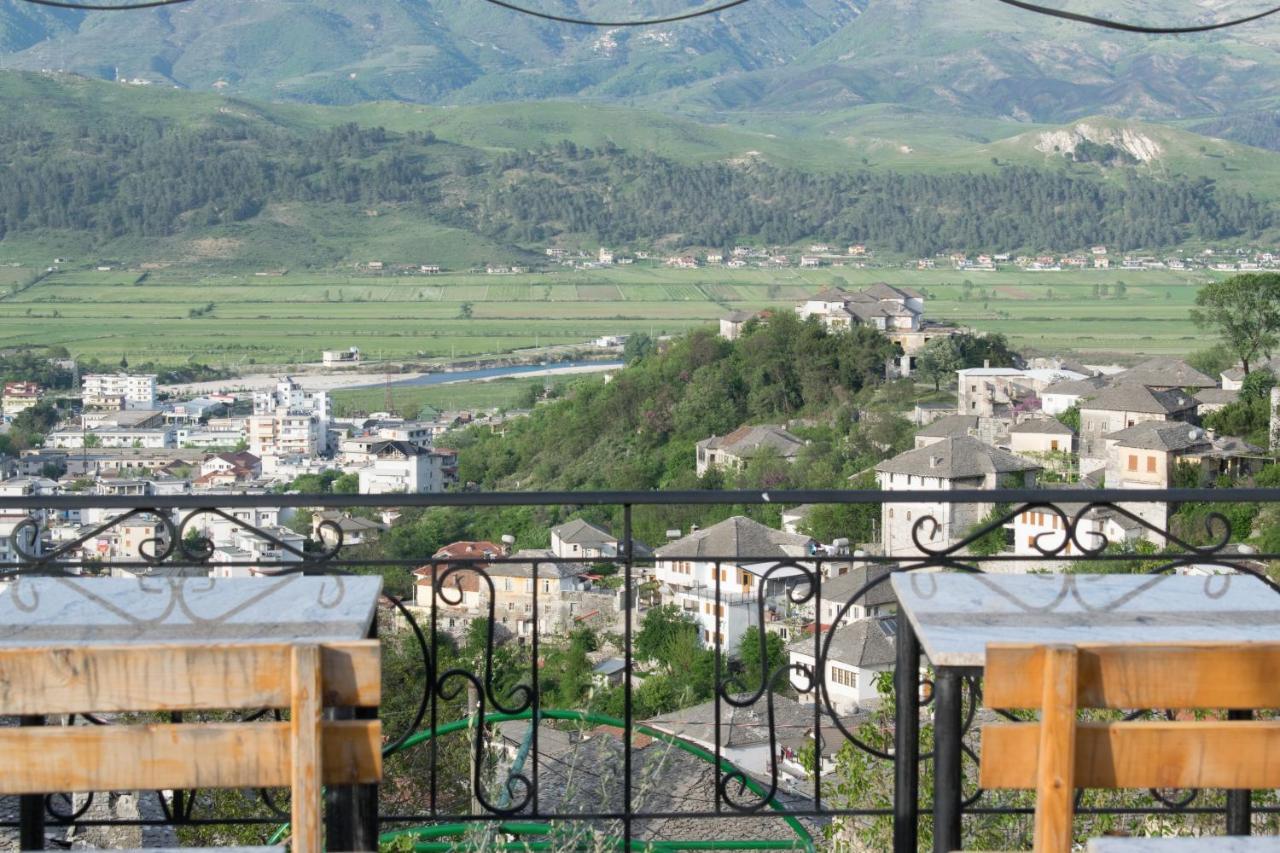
[
  {"left": 19, "top": 714, "right": 44, "bottom": 851},
  {"left": 325, "top": 617, "right": 380, "bottom": 851},
  {"left": 893, "top": 615, "right": 921, "bottom": 853},
  {"left": 933, "top": 669, "right": 964, "bottom": 853},
  {"left": 1226, "top": 708, "right": 1253, "bottom": 835}
]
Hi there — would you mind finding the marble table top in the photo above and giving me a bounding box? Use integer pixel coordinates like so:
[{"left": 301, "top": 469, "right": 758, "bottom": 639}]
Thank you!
[
  {"left": 891, "top": 572, "right": 1280, "bottom": 668},
  {"left": 0, "top": 575, "right": 382, "bottom": 646},
  {"left": 1088, "top": 836, "right": 1280, "bottom": 852}
]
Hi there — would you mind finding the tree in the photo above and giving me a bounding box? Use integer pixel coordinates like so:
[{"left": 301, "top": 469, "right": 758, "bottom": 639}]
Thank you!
[
  {"left": 734, "top": 626, "right": 787, "bottom": 693},
  {"left": 623, "top": 332, "right": 655, "bottom": 364},
  {"left": 1191, "top": 274, "right": 1280, "bottom": 375},
  {"left": 964, "top": 504, "right": 1010, "bottom": 556},
  {"left": 635, "top": 605, "right": 699, "bottom": 662},
  {"left": 457, "top": 301, "right": 473, "bottom": 320},
  {"left": 916, "top": 337, "right": 964, "bottom": 392},
  {"left": 1056, "top": 403, "right": 1081, "bottom": 433}
]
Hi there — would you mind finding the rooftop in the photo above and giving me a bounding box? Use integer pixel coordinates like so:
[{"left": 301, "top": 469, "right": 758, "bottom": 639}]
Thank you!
[
  {"left": 876, "top": 436, "right": 1041, "bottom": 479},
  {"left": 1080, "top": 383, "right": 1197, "bottom": 415},
  {"left": 655, "top": 515, "right": 812, "bottom": 560},
  {"left": 1114, "top": 356, "right": 1216, "bottom": 389}
]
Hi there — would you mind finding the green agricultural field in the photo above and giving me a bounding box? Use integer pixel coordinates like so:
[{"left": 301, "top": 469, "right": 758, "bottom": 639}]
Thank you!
[{"left": 0, "top": 262, "right": 1221, "bottom": 366}]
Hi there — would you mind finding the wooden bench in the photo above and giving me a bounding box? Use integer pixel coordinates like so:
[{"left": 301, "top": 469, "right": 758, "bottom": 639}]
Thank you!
[
  {"left": 979, "top": 642, "right": 1280, "bottom": 853},
  {"left": 0, "top": 641, "right": 382, "bottom": 852}
]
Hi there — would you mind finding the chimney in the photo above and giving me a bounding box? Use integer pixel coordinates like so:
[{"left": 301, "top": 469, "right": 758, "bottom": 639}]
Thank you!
[
  {"left": 500, "top": 533, "right": 516, "bottom": 556},
  {"left": 983, "top": 359, "right": 990, "bottom": 369},
  {"left": 665, "top": 529, "right": 682, "bottom": 540}
]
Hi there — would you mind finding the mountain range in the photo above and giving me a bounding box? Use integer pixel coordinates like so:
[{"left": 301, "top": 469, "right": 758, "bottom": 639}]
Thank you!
[{"left": 4, "top": 0, "right": 1280, "bottom": 133}]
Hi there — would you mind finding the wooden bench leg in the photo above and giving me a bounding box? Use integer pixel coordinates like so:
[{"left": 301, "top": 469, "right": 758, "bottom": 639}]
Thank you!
[
  {"left": 1034, "top": 646, "right": 1078, "bottom": 853},
  {"left": 291, "top": 645, "right": 323, "bottom": 853}
]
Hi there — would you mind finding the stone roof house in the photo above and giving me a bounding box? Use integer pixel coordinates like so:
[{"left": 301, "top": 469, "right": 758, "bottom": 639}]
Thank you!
[
  {"left": 787, "top": 616, "right": 897, "bottom": 713},
  {"left": 1113, "top": 356, "right": 1216, "bottom": 390},
  {"left": 1077, "top": 384, "right": 1198, "bottom": 471},
  {"left": 875, "top": 436, "right": 1040, "bottom": 556},
  {"left": 695, "top": 425, "right": 806, "bottom": 475}
]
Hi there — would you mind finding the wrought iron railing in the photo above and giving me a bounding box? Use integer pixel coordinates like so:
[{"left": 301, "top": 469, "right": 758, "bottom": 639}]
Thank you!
[{"left": 0, "top": 487, "right": 1278, "bottom": 852}]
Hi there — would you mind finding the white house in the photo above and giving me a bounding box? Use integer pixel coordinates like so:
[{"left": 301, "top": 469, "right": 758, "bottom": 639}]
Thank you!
[
  {"left": 654, "top": 516, "right": 813, "bottom": 650},
  {"left": 357, "top": 441, "right": 447, "bottom": 494},
  {"left": 788, "top": 616, "right": 897, "bottom": 713},
  {"left": 550, "top": 518, "right": 618, "bottom": 559}
]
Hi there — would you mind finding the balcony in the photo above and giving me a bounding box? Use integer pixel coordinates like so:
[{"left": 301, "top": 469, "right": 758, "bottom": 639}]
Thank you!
[{"left": 0, "top": 486, "right": 1277, "bottom": 852}]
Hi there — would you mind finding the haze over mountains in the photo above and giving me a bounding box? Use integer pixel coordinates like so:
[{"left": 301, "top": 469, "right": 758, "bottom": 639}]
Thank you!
[{"left": 4, "top": 0, "right": 1280, "bottom": 130}]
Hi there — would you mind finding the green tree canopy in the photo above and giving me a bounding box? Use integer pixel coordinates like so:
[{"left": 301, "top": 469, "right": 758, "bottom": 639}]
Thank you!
[{"left": 1191, "top": 274, "right": 1280, "bottom": 375}]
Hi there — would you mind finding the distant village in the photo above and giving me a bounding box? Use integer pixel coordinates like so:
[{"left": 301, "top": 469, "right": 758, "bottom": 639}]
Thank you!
[{"left": 539, "top": 243, "right": 1280, "bottom": 273}]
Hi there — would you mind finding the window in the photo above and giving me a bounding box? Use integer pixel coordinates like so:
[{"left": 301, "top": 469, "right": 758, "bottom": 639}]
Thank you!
[
  {"left": 1127, "top": 454, "right": 1138, "bottom": 472},
  {"left": 504, "top": 578, "right": 513, "bottom": 591},
  {"left": 543, "top": 579, "right": 551, "bottom": 593},
  {"left": 1027, "top": 535, "right": 1035, "bottom": 548},
  {"left": 1050, "top": 439, "right": 1059, "bottom": 451},
  {"left": 739, "top": 570, "right": 753, "bottom": 588},
  {"left": 831, "top": 666, "right": 858, "bottom": 688},
  {"left": 1146, "top": 456, "right": 1156, "bottom": 473}
]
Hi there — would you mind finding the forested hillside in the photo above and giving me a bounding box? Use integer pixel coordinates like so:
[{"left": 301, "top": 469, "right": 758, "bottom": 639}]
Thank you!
[
  {"left": 373, "top": 315, "right": 1011, "bottom": 553},
  {"left": 0, "top": 117, "right": 1271, "bottom": 255}
]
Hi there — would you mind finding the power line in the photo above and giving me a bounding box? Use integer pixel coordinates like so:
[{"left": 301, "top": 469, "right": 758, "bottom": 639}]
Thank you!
[
  {"left": 16, "top": 0, "right": 195, "bottom": 9},
  {"left": 991, "top": 0, "right": 1280, "bottom": 33},
  {"left": 476, "top": 0, "right": 755, "bottom": 27}
]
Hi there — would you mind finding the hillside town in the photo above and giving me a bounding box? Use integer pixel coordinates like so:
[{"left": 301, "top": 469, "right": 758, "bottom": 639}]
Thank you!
[{"left": 1, "top": 279, "right": 1273, "bottom": 696}]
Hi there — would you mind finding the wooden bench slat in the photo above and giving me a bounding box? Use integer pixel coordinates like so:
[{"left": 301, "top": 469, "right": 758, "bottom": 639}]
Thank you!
[
  {"left": 981, "top": 720, "right": 1280, "bottom": 790},
  {"left": 0, "top": 641, "right": 381, "bottom": 714},
  {"left": 0, "top": 720, "right": 381, "bottom": 794},
  {"left": 984, "top": 643, "right": 1280, "bottom": 710}
]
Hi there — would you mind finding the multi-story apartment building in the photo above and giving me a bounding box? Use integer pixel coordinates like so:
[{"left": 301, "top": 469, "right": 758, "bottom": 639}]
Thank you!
[
  {"left": 249, "top": 376, "right": 332, "bottom": 459},
  {"left": 82, "top": 374, "right": 157, "bottom": 410},
  {"left": 357, "top": 441, "right": 448, "bottom": 494}
]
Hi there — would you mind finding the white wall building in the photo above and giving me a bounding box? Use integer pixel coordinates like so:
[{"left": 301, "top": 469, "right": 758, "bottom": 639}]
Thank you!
[
  {"left": 250, "top": 376, "right": 332, "bottom": 458},
  {"left": 82, "top": 374, "right": 157, "bottom": 410},
  {"left": 357, "top": 441, "right": 447, "bottom": 494},
  {"left": 654, "top": 516, "right": 814, "bottom": 650},
  {"left": 788, "top": 616, "right": 897, "bottom": 714},
  {"left": 875, "top": 436, "right": 1040, "bottom": 557}
]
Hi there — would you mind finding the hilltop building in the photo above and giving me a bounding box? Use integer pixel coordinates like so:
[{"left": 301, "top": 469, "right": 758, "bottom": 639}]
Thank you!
[{"left": 795, "top": 284, "right": 961, "bottom": 377}]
